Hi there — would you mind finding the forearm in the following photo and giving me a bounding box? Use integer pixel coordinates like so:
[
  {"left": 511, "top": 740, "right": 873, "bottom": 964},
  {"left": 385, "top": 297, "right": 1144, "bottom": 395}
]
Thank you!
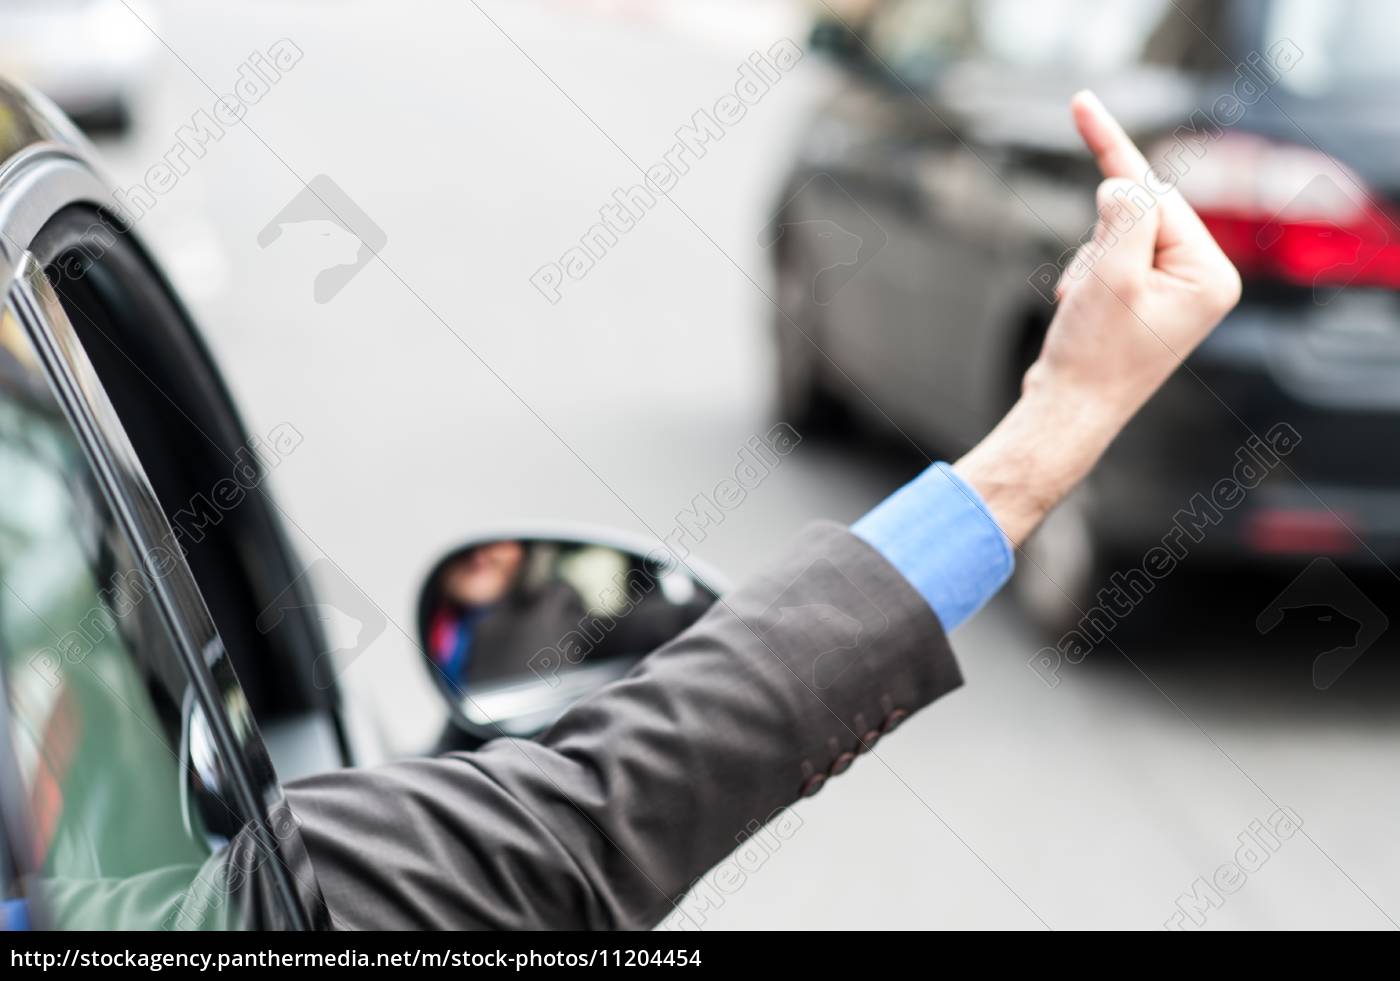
[
  {"left": 953, "top": 377, "right": 1125, "bottom": 549},
  {"left": 850, "top": 376, "right": 1124, "bottom": 629}
]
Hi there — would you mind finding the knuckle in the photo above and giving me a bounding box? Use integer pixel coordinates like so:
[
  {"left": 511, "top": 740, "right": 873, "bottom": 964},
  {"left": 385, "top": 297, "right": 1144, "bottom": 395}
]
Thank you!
[
  {"left": 1095, "top": 183, "right": 1122, "bottom": 218},
  {"left": 1209, "top": 262, "right": 1243, "bottom": 311},
  {"left": 1096, "top": 177, "right": 1127, "bottom": 200},
  {"left": 1225, "top": 265, "right": 1244, "bottom": 301}
]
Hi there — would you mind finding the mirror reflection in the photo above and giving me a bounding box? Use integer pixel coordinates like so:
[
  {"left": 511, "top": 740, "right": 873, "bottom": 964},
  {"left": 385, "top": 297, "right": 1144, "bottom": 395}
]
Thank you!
[{"left": 418, "top": 538, "right": 716, "bottom": 738}]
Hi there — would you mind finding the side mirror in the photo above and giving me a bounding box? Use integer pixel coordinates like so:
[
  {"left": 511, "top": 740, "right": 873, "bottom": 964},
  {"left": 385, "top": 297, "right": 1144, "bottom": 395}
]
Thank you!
[{"left": 416, "top": 532, "right": 723, "bottom": 743}]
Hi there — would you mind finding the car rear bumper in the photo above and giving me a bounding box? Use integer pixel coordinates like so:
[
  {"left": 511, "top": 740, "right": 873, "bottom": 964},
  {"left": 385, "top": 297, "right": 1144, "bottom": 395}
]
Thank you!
[{"left": 1091, "top": 292, "right": 1400, "bottom": 564}]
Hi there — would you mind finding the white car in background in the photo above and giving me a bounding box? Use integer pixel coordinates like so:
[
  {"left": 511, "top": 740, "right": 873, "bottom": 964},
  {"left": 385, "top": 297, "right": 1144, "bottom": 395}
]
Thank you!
[{"left": 0, "top": 0, "right": 155, "bottom": 134}]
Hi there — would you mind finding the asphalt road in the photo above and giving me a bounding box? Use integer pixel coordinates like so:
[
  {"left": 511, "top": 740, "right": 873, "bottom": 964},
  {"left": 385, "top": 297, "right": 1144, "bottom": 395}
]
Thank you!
[{"left": 92, "top": 0, "right": 1400, "bottom": 930}]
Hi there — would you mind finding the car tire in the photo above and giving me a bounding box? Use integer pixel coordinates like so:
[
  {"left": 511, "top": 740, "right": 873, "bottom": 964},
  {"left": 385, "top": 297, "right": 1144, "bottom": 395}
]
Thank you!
[{"left": 773, "top": 252, "right": 848, "bottom": 432}]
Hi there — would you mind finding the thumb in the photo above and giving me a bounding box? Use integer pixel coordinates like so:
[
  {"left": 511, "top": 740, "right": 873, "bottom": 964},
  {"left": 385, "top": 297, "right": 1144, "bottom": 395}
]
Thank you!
[{"left": 1089, "top": 178, "right": 1160, "bottom": 289}]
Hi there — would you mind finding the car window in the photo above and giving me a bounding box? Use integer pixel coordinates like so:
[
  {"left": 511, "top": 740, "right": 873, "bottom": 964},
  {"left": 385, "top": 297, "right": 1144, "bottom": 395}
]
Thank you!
[
  {"left": 1265, "top": 0, "right": 1400, "bottom": 95},
  {"left": 0, "top": 300, "right": 257, "bottom": 930},
  {"left": 868, "top": 0, "right": 1174, "bottom": 85},
  {"left": 866, "top": 0, "right": 976, "bottom": 87},
  {"left": 974, "top": 0, "right": 1172, "bottom": 71}
]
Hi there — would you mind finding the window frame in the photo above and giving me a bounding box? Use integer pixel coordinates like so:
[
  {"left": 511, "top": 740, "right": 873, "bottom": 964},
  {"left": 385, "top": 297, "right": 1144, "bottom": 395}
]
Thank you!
[{"left": 0, "top": 150, "right": 328, "bottom": 930}]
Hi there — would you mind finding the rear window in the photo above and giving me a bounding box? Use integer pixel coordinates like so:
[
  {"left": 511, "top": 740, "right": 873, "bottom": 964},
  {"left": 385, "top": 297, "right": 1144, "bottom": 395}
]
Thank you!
[
  {"left": 1267, "top": 0, "right": 1400, "bottom": 95},
  {"left": 867, "top": 0, "right": 1174, "bottom": 86}
]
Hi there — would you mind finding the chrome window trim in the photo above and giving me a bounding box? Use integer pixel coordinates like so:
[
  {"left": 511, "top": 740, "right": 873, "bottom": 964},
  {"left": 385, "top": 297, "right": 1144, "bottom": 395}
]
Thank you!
[
  {"left": 0, "top": 75, "right": 116, "bottom": 299},
  {"left": 0, "top": 153, "right": 116, "bottom": 295},
  {"left": 0, "top": 84, "right": 330, "bottom": 929},
  {"left": 7, "top": 253, "right": 321, "bottom": 930}
]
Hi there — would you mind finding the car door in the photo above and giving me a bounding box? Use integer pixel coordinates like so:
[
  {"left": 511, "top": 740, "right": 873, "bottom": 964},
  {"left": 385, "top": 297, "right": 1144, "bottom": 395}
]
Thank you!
[
  {"left": 822, "top": 0, "right": 1015, "bottom": 449},
  {"left": 0, "top": 251, "right": 331, "bottom": 930},
  {"left": 0, "top": 80, "right": 351, "bottom": 788},
  {"left": 0, "top": 83, "right": 330, "bottom": 929}
]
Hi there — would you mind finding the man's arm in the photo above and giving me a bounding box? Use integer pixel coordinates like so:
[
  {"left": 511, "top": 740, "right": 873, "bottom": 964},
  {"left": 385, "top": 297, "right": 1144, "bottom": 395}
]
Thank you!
[
  {"left": 854, "top": 91, "right": 1241, "bottom": 610},
  {"left": 282, "top": 93, "right": 1241, "bottom": 930},
  {"left": 286, "top": 522, "right": 960, "bottom": 929}
]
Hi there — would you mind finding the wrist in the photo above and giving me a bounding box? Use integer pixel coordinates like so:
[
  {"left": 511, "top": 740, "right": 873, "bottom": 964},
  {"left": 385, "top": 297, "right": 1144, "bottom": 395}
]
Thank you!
[{"left": 953, "top": 374, "right": 1122, "bottom": 547}]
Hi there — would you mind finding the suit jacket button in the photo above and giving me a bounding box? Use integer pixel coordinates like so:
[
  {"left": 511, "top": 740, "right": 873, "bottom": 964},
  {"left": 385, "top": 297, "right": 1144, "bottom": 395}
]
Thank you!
[
  {"left": 800, "top": 773, "right": 826, "bottom": 798},
  {"left": 882, "top": 709, "right": 909, "bottom": 734},
  {"left": 829, "top": 751, "right": 856, "bottom": 776},
  {"left": 858, "top": 729, "right": 880, "bottom": 753}
]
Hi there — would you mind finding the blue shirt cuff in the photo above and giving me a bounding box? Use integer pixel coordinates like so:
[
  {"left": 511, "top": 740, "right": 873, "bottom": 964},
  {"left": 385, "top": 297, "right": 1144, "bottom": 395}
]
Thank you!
[
  {"left": 852, "top": 462, "right": 1014, "bottom": 631},
  {"left": 2, "top": 898, "right": 29, "bottom": 931}
]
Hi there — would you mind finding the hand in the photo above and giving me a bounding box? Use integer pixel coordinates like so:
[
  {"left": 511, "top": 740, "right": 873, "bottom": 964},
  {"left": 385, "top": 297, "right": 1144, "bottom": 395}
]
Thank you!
[
  {"left": 955, "top": 91, "right": 1242, "bottom": 548},
  {"left": 1038, "top": 90, "right": 1242, "bottom": 420}
]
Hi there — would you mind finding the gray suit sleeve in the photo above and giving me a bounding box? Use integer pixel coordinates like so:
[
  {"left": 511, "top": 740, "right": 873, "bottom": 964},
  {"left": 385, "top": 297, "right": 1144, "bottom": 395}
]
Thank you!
[{"left": 283, "top": 522, "right": 964, "bottom": 930}]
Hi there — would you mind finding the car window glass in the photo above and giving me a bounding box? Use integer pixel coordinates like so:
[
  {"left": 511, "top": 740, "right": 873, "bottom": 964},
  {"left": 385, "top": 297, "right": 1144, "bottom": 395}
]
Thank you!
[
  {"left": 1266, "top": 0, "right": 1400, "bottom": 95},
  {"left": 0, "top": 300, "right": 253, "bottom": 930},
  {"left": 975, "top": 0, "right": 1171, "bottom": 71},
  {"left": 868, "top": 0, "right": 1173, "bottom": 86},
  {"left": 866, "top": 0, "right": 976, "bottom": 87}
]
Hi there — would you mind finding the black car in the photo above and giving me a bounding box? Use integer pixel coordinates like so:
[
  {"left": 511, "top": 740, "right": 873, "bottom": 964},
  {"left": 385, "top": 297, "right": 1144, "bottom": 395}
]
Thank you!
[{"left": 770, "top": 0, "right": 1400, "bottom": 623}]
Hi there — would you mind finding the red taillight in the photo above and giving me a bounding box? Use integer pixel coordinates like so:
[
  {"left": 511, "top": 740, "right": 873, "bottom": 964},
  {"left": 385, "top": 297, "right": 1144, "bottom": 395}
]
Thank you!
[
  {"left": 1199, "top": 208, "right": 1400, "bottom": 289},
  {"left": 1244, "top": 509, "right": 1359, "bottom": 556},
  {"left": 1160, "top": 134, "right": 1400, "bottom": 290}
]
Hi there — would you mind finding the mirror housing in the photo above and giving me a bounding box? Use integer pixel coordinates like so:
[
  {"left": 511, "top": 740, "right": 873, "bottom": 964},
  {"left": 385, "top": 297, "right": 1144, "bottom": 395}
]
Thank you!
[{"left": 416, "top": 529, "right": 724, "bottom": 745}]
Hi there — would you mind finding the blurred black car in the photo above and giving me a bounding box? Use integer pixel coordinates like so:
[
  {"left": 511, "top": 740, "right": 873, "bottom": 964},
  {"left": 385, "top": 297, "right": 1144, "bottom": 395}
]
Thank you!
[{"left": 770, "top": 0, "right": 1400, "bottom": 623}]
